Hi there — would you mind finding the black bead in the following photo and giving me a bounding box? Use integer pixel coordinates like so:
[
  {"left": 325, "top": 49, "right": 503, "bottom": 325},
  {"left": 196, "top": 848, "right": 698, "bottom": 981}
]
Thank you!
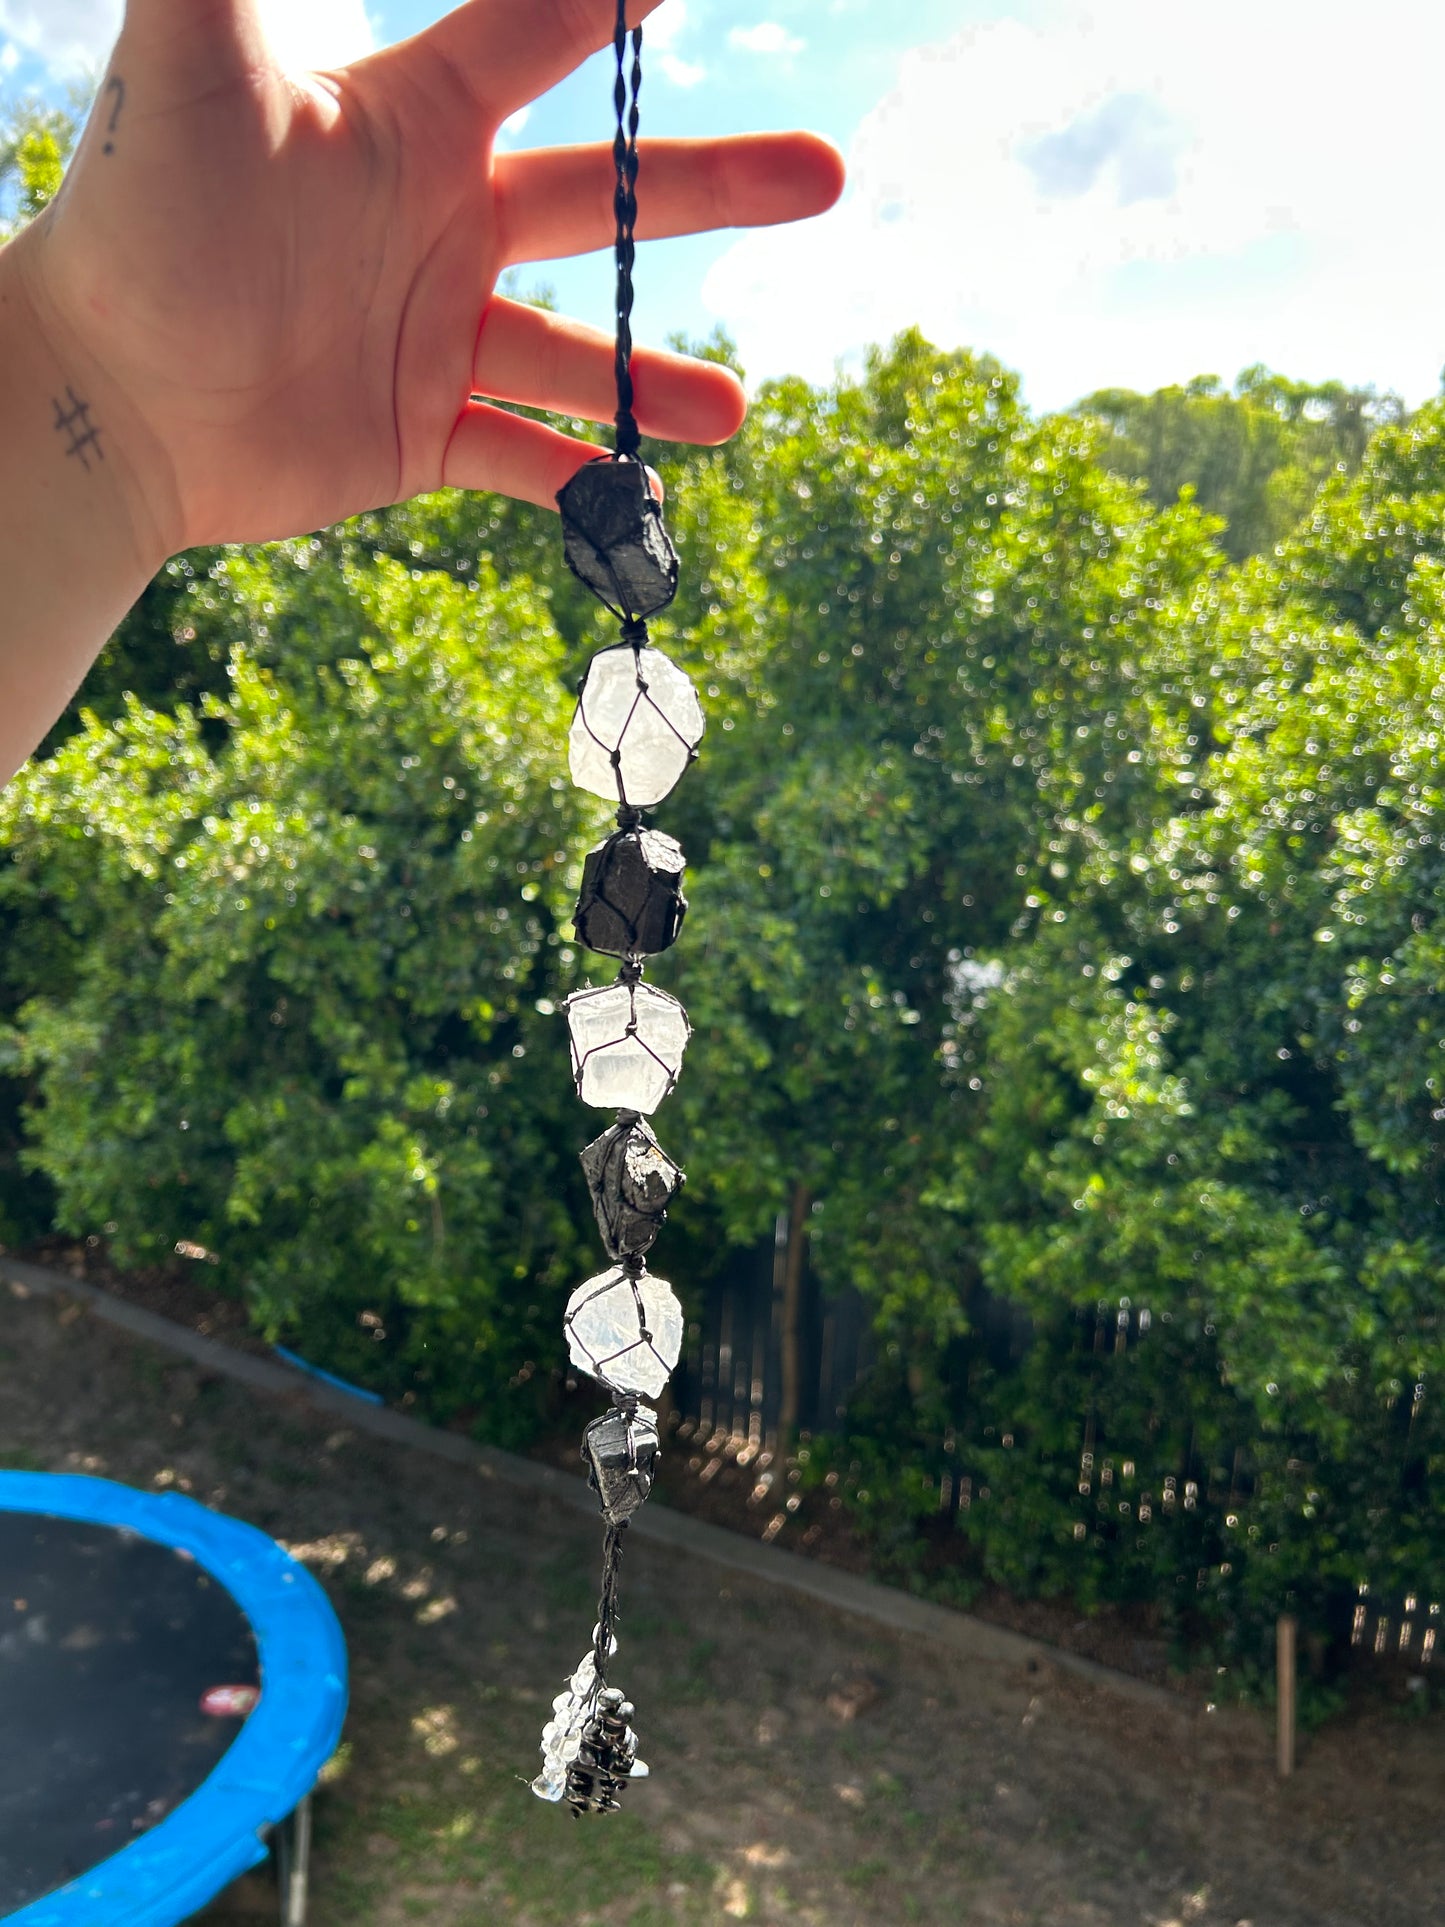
[
  {"left": 582, "top": 1404, "right": 660, "bottom": 1525},
  {"left": 580, "top": 1116, "right": 684, "bottom": 1261},
  {"left": 574, "top": 828, "right": 687, "bottom": 959},
  {"left": 556, "top": 457, "right": 679, "bottom": 624},
  {"left": 564, "top": 1688, "right": 642, "bottom": 1815}
]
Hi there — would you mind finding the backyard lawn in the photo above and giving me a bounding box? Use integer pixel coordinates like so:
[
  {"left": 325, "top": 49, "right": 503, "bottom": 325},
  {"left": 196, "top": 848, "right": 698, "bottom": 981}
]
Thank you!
[{"left": 3, "top": 1273, "right": 1442, "bottom": 1927}]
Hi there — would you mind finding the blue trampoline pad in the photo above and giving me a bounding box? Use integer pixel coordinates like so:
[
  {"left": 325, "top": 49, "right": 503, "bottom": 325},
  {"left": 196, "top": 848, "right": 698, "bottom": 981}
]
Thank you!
[{"left": 0, "top": 1473, "right": 347, "bottom": 1926}]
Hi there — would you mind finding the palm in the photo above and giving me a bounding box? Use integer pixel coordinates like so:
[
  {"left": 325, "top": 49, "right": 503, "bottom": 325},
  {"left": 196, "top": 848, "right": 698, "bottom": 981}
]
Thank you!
[{"left": 36, "top": 0, "right": 842, "bottom": 554}]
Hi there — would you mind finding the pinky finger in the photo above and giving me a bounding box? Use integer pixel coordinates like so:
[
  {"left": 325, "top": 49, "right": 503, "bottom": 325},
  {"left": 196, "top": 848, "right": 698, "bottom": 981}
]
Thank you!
[{"left": 442, "top": 401, "right": 608, "bottom": 510}]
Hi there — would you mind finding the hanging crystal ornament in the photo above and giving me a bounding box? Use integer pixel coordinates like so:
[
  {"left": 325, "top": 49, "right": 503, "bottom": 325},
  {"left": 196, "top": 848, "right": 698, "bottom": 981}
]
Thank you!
[
  {"left": 574, "top": 827, "right": 688, "bottom": 959},
  {"left": 583, "top": 1404, "right": 661, "bottom": 1524},
  {"left": 568, "top": 639, "right": 704, "bottom": 807},
  {"left": 564, "top": 973, "right": 690, "bottom": 1112},
  {"left": 529, "top": 1630, "right": 620, "bottom": 1802},
  {"left": 564, "top": 1264, "right": 684, "bottom": 1399},
  {"left": 556, "top": 458, "right": 678, "bottom": 623},
  {"left": 532, "top": 0, "right": 704, "bottom": 1813},
  {"left": 579, "top": 1115, "right": 683, "bottom": 1260},
  {"left": 565, "top": 1689, "right": 648, "bottom": 1815}
]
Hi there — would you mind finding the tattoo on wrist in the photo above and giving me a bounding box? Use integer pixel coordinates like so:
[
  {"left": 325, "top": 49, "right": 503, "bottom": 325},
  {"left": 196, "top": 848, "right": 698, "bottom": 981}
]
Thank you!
[
  {"left": 54, "top": 387, "right": 104, "bottom": 472},
  {"left": 103, "top": 76, "right": 126, "bottom": 155}
]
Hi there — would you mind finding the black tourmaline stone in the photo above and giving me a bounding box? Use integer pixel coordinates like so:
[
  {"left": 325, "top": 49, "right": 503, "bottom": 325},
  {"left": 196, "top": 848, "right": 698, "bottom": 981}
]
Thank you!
[
  {"left": 580, "top": 1115, "right": 684, "bottom": 1260},
  {"left": 556, "top": 457, "right": 679, "bottom": 624},
  {"left": 574, "top": 828, "right": 687, "bottom": 959},
  {"left": 564, "top": 1687, "right": 644, "bottom": 1814},
  {"left": 582, "top": 1404, "right": 660, "bottom": 1526}
]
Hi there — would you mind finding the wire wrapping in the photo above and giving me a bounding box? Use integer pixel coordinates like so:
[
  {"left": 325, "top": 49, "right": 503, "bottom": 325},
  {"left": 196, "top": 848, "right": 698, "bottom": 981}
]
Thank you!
[
  {"left": 545, "top": 6, "right": 690, "bottom": 1810},
  {"left": 612, "top": 0, "right": 643, "bottom": 458}
]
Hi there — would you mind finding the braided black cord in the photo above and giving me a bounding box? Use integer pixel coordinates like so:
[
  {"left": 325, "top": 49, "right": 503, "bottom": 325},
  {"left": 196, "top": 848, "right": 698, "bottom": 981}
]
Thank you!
[
  {"left": 591, "top": 1520, "right": 628, "bottom": 1686},
  {"left": 612, "top": 0, "right": 643, "bottom": 459}
]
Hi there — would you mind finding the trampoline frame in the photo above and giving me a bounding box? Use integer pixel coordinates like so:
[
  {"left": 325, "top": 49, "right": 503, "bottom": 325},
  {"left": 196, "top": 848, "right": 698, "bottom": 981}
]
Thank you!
[{"left": 1, "top": 1472, "right": 347, "bottom": 1927}]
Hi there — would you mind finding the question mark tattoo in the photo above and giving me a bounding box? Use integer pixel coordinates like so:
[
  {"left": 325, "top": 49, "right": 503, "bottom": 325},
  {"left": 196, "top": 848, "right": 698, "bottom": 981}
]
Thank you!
[{"left": 102, "top": 77, "right": 125, "bottom": 155}]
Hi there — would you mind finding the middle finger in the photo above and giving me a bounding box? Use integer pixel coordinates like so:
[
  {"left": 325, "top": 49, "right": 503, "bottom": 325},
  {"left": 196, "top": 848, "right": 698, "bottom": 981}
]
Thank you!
[{"left": 495, "top": 132, "right": 845, "bottom": 264}]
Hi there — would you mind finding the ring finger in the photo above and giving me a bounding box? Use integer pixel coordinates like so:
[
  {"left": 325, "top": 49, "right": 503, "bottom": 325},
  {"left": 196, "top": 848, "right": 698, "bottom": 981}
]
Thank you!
[{"left": 472, "top": 297, "right": 747, "bottom": 444}]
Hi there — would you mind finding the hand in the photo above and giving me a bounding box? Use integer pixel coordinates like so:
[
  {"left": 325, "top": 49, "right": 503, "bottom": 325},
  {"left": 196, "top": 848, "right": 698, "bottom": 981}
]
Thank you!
[{"left": 16, "top": 0, "right": 844, "bottom": 560}]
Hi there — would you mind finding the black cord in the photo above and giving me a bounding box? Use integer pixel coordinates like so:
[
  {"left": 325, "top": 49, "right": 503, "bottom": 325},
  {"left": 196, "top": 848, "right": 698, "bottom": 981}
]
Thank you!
[
  {"left": 612, "top": 0, "right": 643, "bottom": 459},
  {"left": 591, "top": 1521, "right": 628, "bottom": 1686}
]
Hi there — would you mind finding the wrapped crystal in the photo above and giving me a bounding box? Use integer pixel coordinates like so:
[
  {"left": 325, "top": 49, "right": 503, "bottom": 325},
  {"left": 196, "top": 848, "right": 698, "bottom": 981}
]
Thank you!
[
  {"left": 531, "top": 1633, "right": 615, "bottom": 1803},
  {"left": 568, "top": 641, "right": 705, "bottom": 808},
  {"left": 564, "top": 978, "right": 690, "bottom": 1113},
  {"left": 574, "top": 828, "right": 687, "bottom": 959},
  {"left": 564, "top": 1266, "right": 683, "bottom": 1399},
  {"left": 565, "top": 1688, "right": 648, "bottom": 1816},
  {"left": 557, "top": 456, "right": 679, "bottom": 624},
  {"left": 583, "top": 1404, "right": 661, "bottom": 1525},
  {"left": 580, "top": 1115, "right": 684, "bottom": 1260}
]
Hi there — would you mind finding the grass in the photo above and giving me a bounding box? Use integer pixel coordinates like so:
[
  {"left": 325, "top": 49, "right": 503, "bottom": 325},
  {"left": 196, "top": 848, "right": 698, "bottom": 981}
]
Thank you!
[{"left": 322, "top": 1768, "right": 717, "bottom": 1925}]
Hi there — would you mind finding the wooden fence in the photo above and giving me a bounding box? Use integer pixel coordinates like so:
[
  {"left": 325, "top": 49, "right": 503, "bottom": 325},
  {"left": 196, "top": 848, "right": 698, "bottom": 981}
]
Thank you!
[{"left": 672, "top": 1212, "right": 875, "bottom": 1446}]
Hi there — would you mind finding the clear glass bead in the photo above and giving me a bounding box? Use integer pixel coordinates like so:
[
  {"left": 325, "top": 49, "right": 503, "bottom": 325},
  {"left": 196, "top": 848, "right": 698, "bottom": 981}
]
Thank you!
[
  {"left": 564, "top": 978, "right": 690, "bottom": 1113},
  {"left": 531, "top": 1638, "right": 614, "bottom": 1802},
  {"left": 564, "top": 1266, "right": 684, "bottom": 1399},
  {"left": 568, "top": 642, "right": 705, "bottom": 808}
]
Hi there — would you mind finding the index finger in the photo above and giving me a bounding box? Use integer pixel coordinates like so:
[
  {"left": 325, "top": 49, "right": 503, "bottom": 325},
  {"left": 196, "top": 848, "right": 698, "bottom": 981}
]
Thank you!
[{"left": 398, "top": 0, "right": 667, "bottom": 120}]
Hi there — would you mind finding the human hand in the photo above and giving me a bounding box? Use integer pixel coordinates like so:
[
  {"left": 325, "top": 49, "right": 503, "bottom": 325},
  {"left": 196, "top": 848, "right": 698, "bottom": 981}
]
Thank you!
[{"left": 12, "top": 0, "right": 844, "bottom": 562}]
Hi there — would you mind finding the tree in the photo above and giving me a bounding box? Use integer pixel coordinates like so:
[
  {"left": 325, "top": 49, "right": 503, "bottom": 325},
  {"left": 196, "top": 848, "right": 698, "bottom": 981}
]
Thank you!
[
  {"left": 4, "top": 299, "right": 1439, "bottom": 1689},
  {"left": 0, "top": 518, "right": 593, "bottom": 1434},
  {"left": 659, "top": 330, "right": 1219, "bottom": 1385},
  {"left": 1077, "top": 368, "right": 1406, "bottom": 563},
  {"left": 0, "top": 98, "right": 79, "bottom": 235},
  {"left": 931, "top": 401, "right": 1445, "bottom": 1654}
]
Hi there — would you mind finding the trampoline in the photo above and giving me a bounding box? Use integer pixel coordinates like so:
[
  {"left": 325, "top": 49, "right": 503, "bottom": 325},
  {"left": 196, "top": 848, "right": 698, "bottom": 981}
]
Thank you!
[{"left": 0, "top": 1473, "right": 347, "bottom": 1926}]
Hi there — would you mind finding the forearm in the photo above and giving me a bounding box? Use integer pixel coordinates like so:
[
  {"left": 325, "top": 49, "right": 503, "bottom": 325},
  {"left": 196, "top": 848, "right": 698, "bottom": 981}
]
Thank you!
[{"left": 0, "top": 222, "right": 169, "bottom": 785}]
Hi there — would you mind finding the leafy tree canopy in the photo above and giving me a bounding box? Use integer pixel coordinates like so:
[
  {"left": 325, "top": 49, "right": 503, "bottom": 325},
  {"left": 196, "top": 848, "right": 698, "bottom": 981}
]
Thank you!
[
  {"left": 2, "top": 317, "right": 1440, "bottom": 1684},
  {"left": 1077, "top": 365, "right": 1407, "bottom": 563}
]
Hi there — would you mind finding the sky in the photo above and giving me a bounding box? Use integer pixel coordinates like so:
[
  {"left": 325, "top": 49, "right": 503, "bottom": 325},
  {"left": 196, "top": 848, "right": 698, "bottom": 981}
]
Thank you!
[{"left": 5, "top": 0, "right": 1445, "bottom": 411}]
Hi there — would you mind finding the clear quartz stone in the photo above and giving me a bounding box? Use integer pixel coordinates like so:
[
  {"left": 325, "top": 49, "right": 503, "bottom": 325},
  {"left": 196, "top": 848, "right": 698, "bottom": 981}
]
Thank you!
[
  {"left": 564, "top": 1266, "right": 684, "bottom": 1399},
  {"left": 568, "top": 643, "right": 705, "bottom": 807},
  {"left": 564, "top": 979, "right": 690, "bottom": 1113},
  {"left": 531, "top": 1636, "right": 615, "bottom": 1802}
]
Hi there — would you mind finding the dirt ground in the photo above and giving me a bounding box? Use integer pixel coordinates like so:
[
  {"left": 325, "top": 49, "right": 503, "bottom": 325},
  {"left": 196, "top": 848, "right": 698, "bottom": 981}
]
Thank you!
[{"left": 3, "top": 1276, "right": 1443, "bottom": 1927}]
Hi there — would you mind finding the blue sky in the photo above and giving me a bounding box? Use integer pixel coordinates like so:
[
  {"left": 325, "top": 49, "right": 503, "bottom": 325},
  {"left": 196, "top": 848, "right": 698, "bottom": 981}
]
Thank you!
[{"left": 6, "top": 0, "right": 1445, "bottom": 411}]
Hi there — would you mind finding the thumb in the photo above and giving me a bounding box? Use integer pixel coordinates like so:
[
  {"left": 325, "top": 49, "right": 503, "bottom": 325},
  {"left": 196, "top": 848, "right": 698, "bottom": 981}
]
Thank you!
[{"left": 119, "top": 0, "right": 276, "bottom": 93}]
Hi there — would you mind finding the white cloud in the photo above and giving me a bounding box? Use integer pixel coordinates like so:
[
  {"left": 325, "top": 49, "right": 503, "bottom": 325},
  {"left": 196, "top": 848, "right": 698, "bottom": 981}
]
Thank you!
[
  {"left": 645, "top": 2, "right": 689, "bottom": 52},
  {"left": 0, "top": 0, "right": 372, "bottom": 77},
  {"left": 645, "top": 1, "right": 706, "bottom": 85},
  {"left": 0, "top": 38, "right": 19, "bottom": 73},
  {"left": 659, "top": 53, "right": 707, "bottom": 87},
  {"left": 728, "top": 22, "right": 806, "bottom": 56},
  {"left": 705, "top": 0, "right": 1445, "bottom": 408},
  {"left": 498, "top": 104, "right": 531, "bottom": 143},
  {"left": 0, "top": 0, "right": 118, "bottom": 74}
]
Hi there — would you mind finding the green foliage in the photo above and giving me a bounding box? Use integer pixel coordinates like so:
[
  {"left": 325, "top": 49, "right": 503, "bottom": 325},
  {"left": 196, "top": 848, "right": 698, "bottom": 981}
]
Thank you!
[
  {"left": 897, "top": 395, "right": 1445, "bottom": 1676},
  {"left": 3, "top": 332, "right": 1441, "bottom": 1688},
  {"left": 0, "top": 525, "right": 594, "bottom": 1434},
  {"left": 1077, "top": 366, "right": 1406, "bottom": 563},
  {"left": 0, "top": 98, "right": 79, "bottom": 234},
  {"left": 664, "top": 331, "right": 1220, "bottom": 1340}
]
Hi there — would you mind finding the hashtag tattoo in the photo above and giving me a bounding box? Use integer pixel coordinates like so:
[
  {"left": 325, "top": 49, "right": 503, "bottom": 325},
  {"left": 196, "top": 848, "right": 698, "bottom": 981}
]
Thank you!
[{"left": 53, "top": 387, "right": 104, "bottom": 472}]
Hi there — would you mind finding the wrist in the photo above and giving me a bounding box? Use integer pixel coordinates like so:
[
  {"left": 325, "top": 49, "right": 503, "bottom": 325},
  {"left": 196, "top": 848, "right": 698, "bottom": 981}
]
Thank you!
[
  {"left": 0, "top": 225, "right": 172, "bottom": 781},
  {"left": 1, "top": 218, "right": 179, "bottom": 579}
]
